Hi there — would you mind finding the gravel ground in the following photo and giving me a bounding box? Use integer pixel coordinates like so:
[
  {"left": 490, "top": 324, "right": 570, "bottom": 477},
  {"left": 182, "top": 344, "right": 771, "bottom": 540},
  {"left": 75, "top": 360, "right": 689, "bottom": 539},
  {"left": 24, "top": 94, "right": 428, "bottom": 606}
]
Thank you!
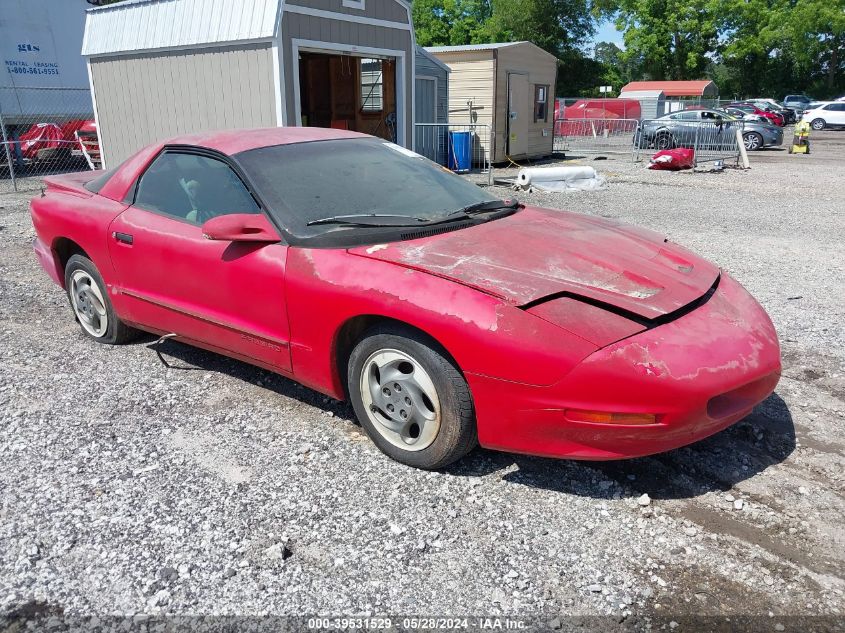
[{"left": 1, "top": 132, "right": 843, "bottom": 632}]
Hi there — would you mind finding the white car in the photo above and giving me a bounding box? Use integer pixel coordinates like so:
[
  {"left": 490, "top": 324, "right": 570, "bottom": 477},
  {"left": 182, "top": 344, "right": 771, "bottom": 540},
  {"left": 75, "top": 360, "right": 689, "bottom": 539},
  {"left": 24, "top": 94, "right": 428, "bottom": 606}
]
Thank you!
[{"left": 802, "top": 102, "right": 845, "bottom": 130}]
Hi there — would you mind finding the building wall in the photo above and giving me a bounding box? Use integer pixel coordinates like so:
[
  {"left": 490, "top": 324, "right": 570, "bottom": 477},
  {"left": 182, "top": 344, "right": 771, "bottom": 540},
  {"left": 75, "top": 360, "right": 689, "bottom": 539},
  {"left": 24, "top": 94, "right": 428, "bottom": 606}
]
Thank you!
[
  {"left": 495, "top": 44, "right": 557, "bottom": 161},
  {"left": 428, "top": 50, "right": 495, "bottom": 164},
  {"left": 280, "top": 1, "right": 415, "bottom": 147},
  {"left": 89, "top": 43, "right": 277, "bottom": 166},
  {"left": 414, "top": 50, "right": 448, "bottom": 124},
  {"left": 414, "top": 49, "right": 448, "bottom": 163},
  {"left": 1, "top": 0, "right": 93, "bottom": 123},
  {"left": 293, "top": 0, "right": 410, "bottom": 22}
]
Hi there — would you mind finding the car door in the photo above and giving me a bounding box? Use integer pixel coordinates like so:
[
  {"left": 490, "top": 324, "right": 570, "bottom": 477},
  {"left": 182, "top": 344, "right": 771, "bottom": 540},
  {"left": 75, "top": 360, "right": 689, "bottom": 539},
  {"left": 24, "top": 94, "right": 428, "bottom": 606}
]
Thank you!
[
  {"left": 674, "top": 111, "right": 700, "bottom": 145},
  {"left": 107, "top": 149, "right": 292, "bottom": 372},
  {"left": 825, "top": 103, "right": 845, "bottom": 125}
]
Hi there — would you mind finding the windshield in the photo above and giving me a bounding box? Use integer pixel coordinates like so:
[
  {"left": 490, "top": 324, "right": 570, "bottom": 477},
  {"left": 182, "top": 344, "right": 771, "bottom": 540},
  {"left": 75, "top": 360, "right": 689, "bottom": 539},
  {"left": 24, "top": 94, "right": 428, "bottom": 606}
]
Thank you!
[{"left": 235, "top": 138, "right": 499, "bottom": 241}]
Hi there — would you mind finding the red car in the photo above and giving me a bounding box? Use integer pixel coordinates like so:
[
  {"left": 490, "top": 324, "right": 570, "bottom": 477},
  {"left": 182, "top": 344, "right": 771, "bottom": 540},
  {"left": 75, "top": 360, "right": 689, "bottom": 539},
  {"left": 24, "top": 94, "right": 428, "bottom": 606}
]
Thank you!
[
  {"left": 30, "top": 128, "right": 781, "bottom": 469},
  {"left": 728, "top": 103, "right": 785, "bottom": 127}
]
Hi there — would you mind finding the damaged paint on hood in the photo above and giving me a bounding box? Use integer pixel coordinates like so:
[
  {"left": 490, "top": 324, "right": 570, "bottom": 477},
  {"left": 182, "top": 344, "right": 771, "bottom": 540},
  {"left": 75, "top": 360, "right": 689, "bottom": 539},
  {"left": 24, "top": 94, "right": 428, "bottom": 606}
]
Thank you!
[{"left": 348, "top": 207, "right": 720, "bottom": 320}]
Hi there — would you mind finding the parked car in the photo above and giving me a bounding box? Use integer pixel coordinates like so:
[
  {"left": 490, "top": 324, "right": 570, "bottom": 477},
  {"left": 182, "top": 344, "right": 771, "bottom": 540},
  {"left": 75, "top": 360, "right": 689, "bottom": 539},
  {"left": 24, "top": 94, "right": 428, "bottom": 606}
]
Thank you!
[
  {"left": 636, "top": 109, "right": 783, "bottom": 151},
  {"left": 723, "top": 107, "right": 767, "bottom": 123},
  {"left": 748, "top": 99, "right": 796, "bottom": 123},
  {"left": 727, "top": 103, "right": 785, "bottom": 127},
  {"left": 30, "top": 128, "right": 781, "bottom": 469},
  {"left": 801, "top": 102, "right": 845, "bottom": 130},
  {"left": 783, "top": 95, "right": 813, "bottom": 112}
]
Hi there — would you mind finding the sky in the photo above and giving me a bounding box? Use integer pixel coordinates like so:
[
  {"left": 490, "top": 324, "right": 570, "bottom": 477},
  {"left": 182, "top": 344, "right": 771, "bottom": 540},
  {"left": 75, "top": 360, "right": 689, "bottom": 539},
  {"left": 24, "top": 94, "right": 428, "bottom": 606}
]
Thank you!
[{"left": 589, "top": 18, "right": 626, "bottom": 53}]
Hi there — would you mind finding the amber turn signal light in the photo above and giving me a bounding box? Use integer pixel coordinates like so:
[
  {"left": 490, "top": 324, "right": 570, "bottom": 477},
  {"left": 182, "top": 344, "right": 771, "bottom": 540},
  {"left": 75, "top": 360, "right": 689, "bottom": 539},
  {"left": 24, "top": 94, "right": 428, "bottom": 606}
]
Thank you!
[{"left": 565, "top": 410, "right": 658, "bottom": 426}]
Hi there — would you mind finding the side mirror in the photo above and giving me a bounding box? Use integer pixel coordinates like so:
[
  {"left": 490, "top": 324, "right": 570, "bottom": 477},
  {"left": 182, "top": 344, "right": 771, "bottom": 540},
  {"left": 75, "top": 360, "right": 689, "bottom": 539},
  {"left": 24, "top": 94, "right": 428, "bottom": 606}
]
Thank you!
[{"left": 202, "top": 213, "right": 279, "bottom": 243}]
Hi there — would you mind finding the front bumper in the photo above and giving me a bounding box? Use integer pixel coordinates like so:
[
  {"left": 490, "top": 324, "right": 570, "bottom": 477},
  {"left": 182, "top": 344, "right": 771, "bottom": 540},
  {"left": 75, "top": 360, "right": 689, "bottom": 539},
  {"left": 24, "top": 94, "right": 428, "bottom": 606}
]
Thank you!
[
  {"left": 762, "top": 128, "right": 784, "bottom": 147},
  {"left": 468, "top": 274, "right": 781, "bottom": 460}
]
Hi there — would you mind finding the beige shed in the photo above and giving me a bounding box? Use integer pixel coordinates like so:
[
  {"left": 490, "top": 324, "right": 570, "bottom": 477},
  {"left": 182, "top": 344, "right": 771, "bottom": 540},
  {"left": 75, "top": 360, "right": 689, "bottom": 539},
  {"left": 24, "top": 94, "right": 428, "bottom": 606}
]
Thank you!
[
  {"left": 82, "top": 0, "right": 416, "bottom": 167},
  {"left": 425, "top": 41, "right": 558, "bottom": 163}
]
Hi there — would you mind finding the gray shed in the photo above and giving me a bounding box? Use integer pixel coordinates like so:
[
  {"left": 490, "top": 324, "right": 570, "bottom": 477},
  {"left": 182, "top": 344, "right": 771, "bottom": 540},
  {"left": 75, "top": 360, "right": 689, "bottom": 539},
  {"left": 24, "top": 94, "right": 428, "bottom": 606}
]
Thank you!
[
  {"left": 616, "top": 89, "right": 666, "bottom": 120},
  {"left": 413, "top": 46, "right": 449, "bottom": 163},
  {"left": 82, "top": 0, "right": 416, "bottom": 167}
]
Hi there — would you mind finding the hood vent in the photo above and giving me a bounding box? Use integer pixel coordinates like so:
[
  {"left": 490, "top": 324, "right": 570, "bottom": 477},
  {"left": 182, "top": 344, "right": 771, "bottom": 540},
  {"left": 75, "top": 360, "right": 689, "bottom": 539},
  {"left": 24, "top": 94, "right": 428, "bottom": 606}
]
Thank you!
[{"left": 401, "top": 221, "right": 473, "bottom": 241}]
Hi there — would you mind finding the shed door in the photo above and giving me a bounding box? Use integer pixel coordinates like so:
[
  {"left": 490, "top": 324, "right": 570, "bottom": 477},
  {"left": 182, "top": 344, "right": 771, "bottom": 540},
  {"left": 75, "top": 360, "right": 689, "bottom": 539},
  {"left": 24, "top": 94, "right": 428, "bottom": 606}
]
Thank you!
[
  {"left": 507, "top": 73, "right": 530, "bottom": 156},
  {"left": 415, "top": 77, "right": 438, "bottom": 162}
]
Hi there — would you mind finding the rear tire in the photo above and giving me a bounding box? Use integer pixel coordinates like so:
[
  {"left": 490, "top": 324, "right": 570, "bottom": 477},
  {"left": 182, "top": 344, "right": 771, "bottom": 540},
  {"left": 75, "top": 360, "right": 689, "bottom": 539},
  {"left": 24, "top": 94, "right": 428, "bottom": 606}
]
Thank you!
[
  {"left": 347, "top": 324, "right": 477, "bottom": 469},
  {"left": 64, "top": 254, "right": 138, "bottom": 345},
  {"left": 811, "top": 118, "right": 826, "bottom": 131}
]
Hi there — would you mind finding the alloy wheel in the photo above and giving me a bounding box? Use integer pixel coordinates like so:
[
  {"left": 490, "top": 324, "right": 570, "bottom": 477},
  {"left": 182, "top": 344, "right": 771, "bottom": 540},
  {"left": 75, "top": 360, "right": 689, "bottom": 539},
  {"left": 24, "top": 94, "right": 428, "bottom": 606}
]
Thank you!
[{"left": 744, "top": 133, "right": 762, "bottom": 151}]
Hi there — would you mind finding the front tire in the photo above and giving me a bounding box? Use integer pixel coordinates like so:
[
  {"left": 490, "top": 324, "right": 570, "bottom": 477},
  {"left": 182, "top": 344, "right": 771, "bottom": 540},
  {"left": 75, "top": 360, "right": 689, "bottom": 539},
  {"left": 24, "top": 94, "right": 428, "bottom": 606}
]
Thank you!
[
  {"left": 64, "top": 254, "right": 138, "bottom": 345},
  {"left": 655, "top": 132, "right": 675, "bottom": 150},
  {"left": 811, "top": 118, "right": 826, "bottom": 131},
  {"left": 347, "top": 324, "right": 476, "bottom": 469},
  {"left": 743, "top": 132, "right": 763, "bottom": 151}
]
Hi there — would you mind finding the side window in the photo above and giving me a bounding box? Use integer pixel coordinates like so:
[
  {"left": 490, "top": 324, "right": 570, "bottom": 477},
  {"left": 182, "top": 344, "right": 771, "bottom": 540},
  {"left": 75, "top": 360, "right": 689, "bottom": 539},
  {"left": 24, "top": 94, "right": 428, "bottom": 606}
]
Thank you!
[
  {"left": 534, "top": 84, "right": 549, "bottom": 122},
  {"left": 678, "top": 111, "right": 699, "bottom": 120},
  {"left": 134, "top": 152, "right": 260, "bottom": 225}
]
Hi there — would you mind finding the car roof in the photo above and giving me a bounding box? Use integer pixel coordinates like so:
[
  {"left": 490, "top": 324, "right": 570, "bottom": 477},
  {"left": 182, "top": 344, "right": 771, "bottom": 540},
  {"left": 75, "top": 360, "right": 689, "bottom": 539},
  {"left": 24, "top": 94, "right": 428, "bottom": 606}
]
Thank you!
[
  {"left": 161, "top": 127, "right": 369, "bottom": 155},
  {"left": 97, "top": 127, "right": 371, "bottom": 203}
]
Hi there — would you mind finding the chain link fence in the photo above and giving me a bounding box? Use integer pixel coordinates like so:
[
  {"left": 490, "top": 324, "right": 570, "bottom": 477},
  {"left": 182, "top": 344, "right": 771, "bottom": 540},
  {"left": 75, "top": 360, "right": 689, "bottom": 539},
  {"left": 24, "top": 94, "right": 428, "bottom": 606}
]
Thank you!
[
  {"left": 1, "top": 87, "right": 98, "bottom": 192},
  {"left": 414, "top": 123, "right": 493, "bottom": 186}
]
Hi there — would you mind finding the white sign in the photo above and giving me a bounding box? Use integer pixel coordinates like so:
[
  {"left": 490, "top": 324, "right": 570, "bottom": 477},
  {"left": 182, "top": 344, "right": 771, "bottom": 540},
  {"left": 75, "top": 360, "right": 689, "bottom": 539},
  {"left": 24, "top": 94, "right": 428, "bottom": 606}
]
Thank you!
[{"left": 598, "top": 86, "right": 613, "bottom": 94}]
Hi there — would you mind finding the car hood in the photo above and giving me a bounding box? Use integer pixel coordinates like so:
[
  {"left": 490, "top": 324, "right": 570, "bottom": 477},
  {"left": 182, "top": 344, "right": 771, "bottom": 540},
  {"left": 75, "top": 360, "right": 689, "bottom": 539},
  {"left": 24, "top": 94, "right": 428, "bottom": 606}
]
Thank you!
[{"left": 348, "top": 207, "right": 720, "bottom": 320}]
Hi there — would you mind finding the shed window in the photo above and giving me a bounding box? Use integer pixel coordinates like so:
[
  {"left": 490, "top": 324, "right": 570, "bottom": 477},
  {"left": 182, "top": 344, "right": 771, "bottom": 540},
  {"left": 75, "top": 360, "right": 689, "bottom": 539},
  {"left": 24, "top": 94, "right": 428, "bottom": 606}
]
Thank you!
[
  {"left": 361, "top": 58, "right": 383, "bottom": 112},
  {"left": 534, "top": 85, "right": 549, "bottom": 122}
]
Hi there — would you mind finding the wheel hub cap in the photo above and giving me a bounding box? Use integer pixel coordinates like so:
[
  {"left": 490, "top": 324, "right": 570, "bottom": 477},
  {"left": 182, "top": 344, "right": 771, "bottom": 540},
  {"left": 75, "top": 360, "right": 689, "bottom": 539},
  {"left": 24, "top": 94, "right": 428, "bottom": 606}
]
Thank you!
[
  {"left": 360, "top": 349, "right": 441, "bottom": 451},
  {"left": 70, "top": 270, "right": 108, "bottom": 337}
]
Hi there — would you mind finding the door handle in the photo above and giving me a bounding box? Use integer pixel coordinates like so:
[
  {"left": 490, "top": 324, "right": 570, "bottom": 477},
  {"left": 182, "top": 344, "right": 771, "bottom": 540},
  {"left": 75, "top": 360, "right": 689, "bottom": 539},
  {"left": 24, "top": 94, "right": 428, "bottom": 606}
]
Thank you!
[{"left": 113, "top": 232, "right": 133, "bottom": 245}]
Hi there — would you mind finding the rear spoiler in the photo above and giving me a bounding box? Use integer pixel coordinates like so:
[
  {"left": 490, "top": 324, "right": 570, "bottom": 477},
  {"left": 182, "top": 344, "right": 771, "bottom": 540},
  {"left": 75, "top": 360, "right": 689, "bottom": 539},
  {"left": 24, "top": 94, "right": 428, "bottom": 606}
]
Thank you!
[{"left": 42, "top": 172, "right": 97, "bottom": 197}]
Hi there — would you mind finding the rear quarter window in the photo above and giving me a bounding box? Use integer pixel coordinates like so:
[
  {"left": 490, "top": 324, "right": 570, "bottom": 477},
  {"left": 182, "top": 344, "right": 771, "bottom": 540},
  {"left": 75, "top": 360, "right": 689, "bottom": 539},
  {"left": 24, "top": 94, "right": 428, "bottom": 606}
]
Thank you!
[{"left": 84, "top": 167, "right": 118, "bottom": 193}]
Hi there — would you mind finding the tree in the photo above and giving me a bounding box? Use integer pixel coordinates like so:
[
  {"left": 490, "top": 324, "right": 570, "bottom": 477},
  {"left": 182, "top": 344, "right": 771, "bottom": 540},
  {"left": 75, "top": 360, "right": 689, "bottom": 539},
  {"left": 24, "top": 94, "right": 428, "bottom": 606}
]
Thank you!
[
  {"left": 715, "top": 0, "right": 845, "bottom": 98},
  {"left": 594, "top": 0, "right": 720, "bottom": 81},
  {"left": 484, "top": 0, "right": 594, "bottom": 59},
  {"left": 592, "top": 41, "right": 639, "bottom": 90},
  {"left": 412, "top": 0, "right": 493, "bottom": 46},
  {"left": 786, "top": 0, "right": 845, "bottom": 94}
]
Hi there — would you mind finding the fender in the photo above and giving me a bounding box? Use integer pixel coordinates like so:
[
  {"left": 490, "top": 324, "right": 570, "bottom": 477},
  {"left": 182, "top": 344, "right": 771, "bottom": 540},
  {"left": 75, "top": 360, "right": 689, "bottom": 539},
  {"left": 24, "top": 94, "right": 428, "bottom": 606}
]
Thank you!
[{"left": 284, "top": 248, "right": 599, "bottom": 399}]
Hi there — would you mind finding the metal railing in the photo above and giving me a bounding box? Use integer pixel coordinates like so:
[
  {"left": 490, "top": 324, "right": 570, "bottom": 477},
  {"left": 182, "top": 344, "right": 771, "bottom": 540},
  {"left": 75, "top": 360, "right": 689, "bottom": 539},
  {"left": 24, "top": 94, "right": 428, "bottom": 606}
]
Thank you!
[
  {"left": 553, "top": 118, "right": 639, "bottom": 155},
  {"left": 1, "top": 86, "right": 97, "bottom": 192},
  {"left": 632, "top": 119, "right": 745, "bottom": 167},
  {"left": 414, "top": 123, "right": 493, "bottom": 186}
]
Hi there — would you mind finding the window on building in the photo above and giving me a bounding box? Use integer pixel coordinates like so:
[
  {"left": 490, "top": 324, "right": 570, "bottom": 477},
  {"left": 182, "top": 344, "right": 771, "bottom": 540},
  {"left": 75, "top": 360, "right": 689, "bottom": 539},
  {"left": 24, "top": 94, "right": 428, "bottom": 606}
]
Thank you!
[
  {"left": 360, "top": 58, "right": 383, "bottom": 112},
  {"left": 534, "top": 85, "right": 549, "bottom": 122}
]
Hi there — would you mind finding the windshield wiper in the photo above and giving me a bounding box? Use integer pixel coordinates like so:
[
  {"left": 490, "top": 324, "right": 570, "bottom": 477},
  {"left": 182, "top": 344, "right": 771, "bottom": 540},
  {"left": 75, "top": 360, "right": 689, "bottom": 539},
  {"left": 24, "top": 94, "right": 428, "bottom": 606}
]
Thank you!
[
  {"left": 446, "top": 198, "right": 521, "bottom": 219},
  {"left": 306, "top": 214, "right": 431, "bottom": 227},
  {"left": 306, "top": 199, "right": 521, "bottom": 228}
]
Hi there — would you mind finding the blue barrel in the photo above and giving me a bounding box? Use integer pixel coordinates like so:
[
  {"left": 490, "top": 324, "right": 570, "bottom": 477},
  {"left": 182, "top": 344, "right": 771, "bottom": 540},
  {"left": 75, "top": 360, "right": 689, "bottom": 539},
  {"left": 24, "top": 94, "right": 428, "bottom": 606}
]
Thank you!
[{"left": 447, "top": 131, "right": 472, "bottom": 172}]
